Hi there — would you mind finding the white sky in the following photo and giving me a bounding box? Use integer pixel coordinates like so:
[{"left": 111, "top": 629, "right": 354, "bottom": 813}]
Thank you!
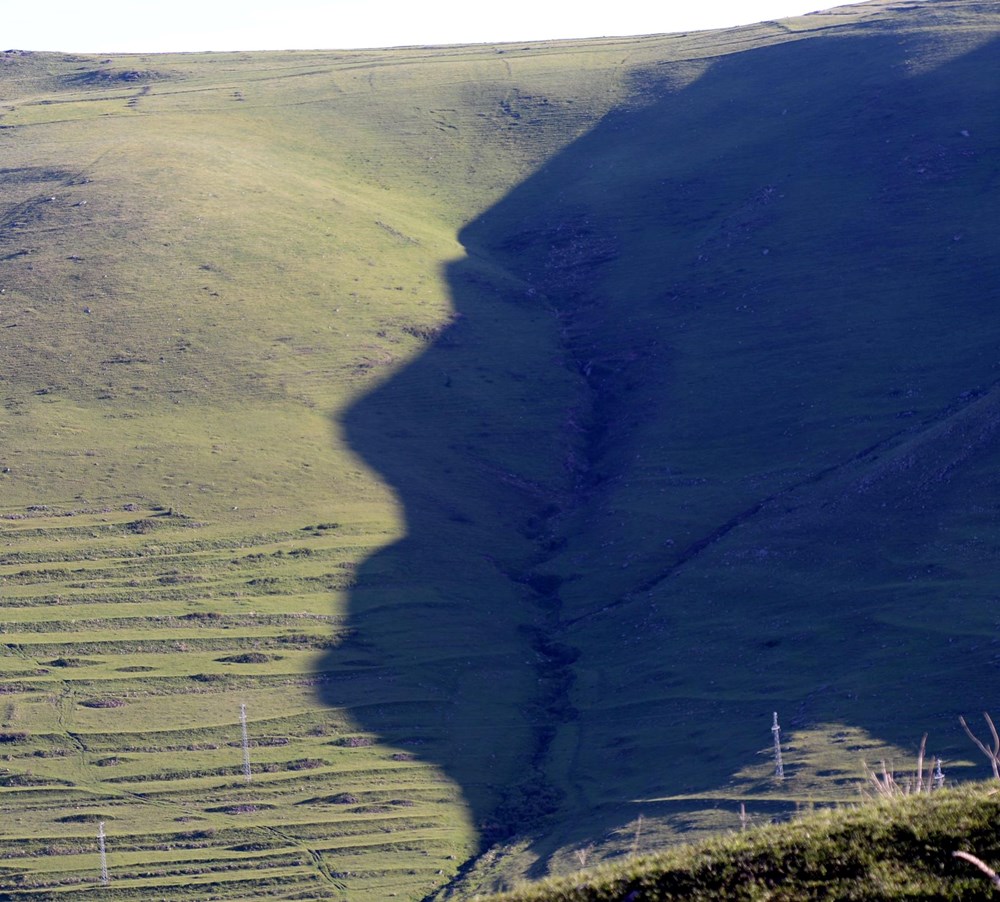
[{"left": 7, "top": 1, "right": 875, "bottom": 54}]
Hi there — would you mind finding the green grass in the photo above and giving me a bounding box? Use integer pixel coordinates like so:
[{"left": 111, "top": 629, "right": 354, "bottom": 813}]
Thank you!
[
  {"left": 0, "top": 508, "right": 474, "bottom": 899},
  {"left": 480, "top": 786, "right": 1000, "bottom": 900},
  {"left": 3, "top": 1, "right": 1000, "bottom": 898}
]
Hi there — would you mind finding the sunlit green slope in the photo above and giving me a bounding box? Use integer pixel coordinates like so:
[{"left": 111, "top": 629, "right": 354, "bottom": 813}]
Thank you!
[
  {"left": 0, "top": 44, "right": 570, "bottom": 525},
  {"left": 2, "top": 1, "right": 1000, "bottom": 899},
  {"left": 0, "top": 28, "right": 689, "bottom": 902},
  {"left": 0, "top": 35, "right": 630, "bottom": 902}
]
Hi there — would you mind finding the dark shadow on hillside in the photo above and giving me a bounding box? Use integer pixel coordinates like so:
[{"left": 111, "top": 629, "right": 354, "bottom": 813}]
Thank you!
[{"left": 320, "top": 21, "right": 1000, "bottom": 878}]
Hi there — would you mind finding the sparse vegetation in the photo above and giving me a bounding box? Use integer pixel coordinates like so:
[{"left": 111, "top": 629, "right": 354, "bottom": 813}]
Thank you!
[
  {"left": 862, "top": 734, "right": 942, "bottom": 798},
  {"left": 960, "top": 714, "right": 1000, "bottom": 781}
]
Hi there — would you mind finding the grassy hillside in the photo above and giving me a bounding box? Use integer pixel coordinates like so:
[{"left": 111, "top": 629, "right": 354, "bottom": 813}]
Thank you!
[
  {"left": 0, "top": 35, "right": 640, "bottom": 900},
  {"left": 2, "top": 1, "right": 1000, "bottom": 898}
]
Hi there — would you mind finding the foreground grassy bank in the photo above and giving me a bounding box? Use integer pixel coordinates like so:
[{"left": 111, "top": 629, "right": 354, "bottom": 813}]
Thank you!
[{"left": 484, "top": 786, "right": 1000, "bottom": 900}]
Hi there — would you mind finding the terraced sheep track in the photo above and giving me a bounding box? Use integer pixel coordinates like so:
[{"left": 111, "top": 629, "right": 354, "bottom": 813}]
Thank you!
[{"left": 0, "top": 506, "right": 471, "bottom": 900}]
